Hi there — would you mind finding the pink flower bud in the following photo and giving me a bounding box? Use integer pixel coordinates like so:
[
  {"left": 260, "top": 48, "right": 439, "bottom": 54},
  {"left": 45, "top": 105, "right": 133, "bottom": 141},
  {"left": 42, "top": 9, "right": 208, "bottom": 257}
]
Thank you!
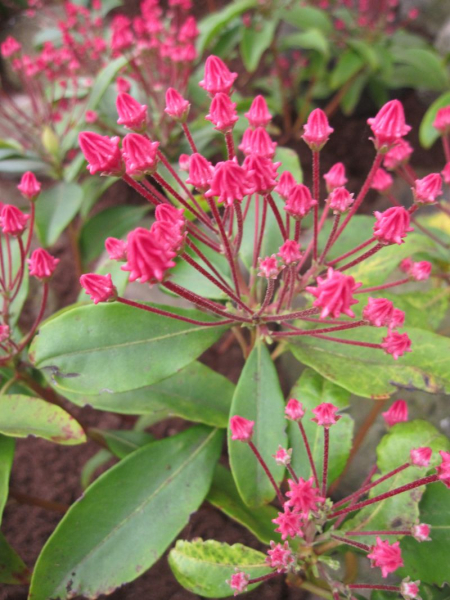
[
  {"left": 0, "top": 205, "right": 30, "bottom": 236},
  {"left": 17, "top": 171, "right": 41, "bottom": 200},
  {"left": 229, "top": 415, "right": 254, "bottom": 442},
  {"left": 239, "top": 127, "right": 277, "bottom": 158},
  {"left": 205, "top": 160, "right": 255, "bottom": 206},
  {"left": 179, "top": 154, "right": 190, "bottom": 172},
  {"left": 302, "top": 108, "right": 334, "bottom": 151},
  {"left": 323, "top": 162, "right": 347, "bottom": 192},
  {"left": 367, "top": 100, "right": 411, "bottom": 149},
  {"left": 367, "top": 537, "right": 403, "bottom": 578},
  {"left": 276, "top": 171, "right": 297, "bottom": 200},
  {"left": 285, "top": 398, "right": 305, "bottom": 421},
  {"left": 306, "top": 267, "right": 361, "bottom": 319},
  {"left": 122, "top": 133, "right": 159, "bottom": 177},
  {"left": 227, "top": 571, "right": 249, "bottom": 596},
  {"left": 105, "top": 237, "right": 127, "bottom": 261},
  {"left": 243, "top": 155, "right": 279, "bottom": 195},
  {"left": 436, "top": 450, "right": 450, "bottom": 488},
  {"left": 373, "top": 207, "right": 413, "bottom": 245},
  {"left": 284, "top": 184, "right": 317, "bottom": 219},
  {"left": 278, "top": 240, "right": 302, "bottom": 265},
  {"left": 328, "top": 186, "right": 354, "bottom": 213},
  {"left": 80, "top": 273, "right": 117, "bottom": 304},
  {"left": 116, "top": 93, "right": 148, "bottom": 130},
  {"left": 273, "top": 446, "right": 292, "bottom": 466},
  {"left": 258, "top": 255, "right": 282, "bottom": 279},
  {"left": 164, "top": 88, "right": 190, "bottom": 121},
  {"left": 186, "top": 153, "right": 213, "bottom": 192},
  {"left": 363, "top": 297, "right": 395, "bottom": 327},
  {"left": 400, "top": 578, "right": 421, "bottom": 600},
  {"left": 179, "top": 16, "right": 199, "bottom": 42},
  {"left": 0, "top": 325, "right": 10, "bottom": 343},
  {"left": 266, "top": 541, "right": 295, "bottom": 573},
  {"left": 116, "top": 76, "right": 131, "bottom": 94},
  {"left": 414, "top": 173, "right": 442, "bottom": 204},
  {"left": 382, "top": 331, "right": 412, "bottom": 360},
  {"left": 371, "top": 168, "right": 393, "bottom": 193},
  {"left": 410, "top": 261, "right": 432, "bottom": 281},
  {"left": 1, "top": 36, "right": 21, "bottom": 58},
  {"left": 199, "top": 55, "right": 237, "bottom": 95},
  {"left": 390, "top": 308, "right": 405, "bottom": 329},
  {"left": 79, "top": 132, "right": 122, "bottom": 175},
  {"left": 286, "top": 476, "right": 324, "bottom": 514},
  {"left": 85, "top": 110, "right": 98, "bottom": 124},
  {"left": 205, "top": 93, "right": 238, "bottom": 133},
  {"left": 442, "top": 162, "right": 450, "bottom": 184},
  {"left": 433, "top": 106, "right": 450, "bottom": 134},
  {"left": 411, "top": 523, "right": 431, "bottom": 542},
  {"left": 155, "top": 204, "right": 185, "bottom": 228},
  {"left": 410, "top": 447, "right": 432, "bottom": 467},
  {"left": 311, "top": 402, "right": 341, "bottom": 427},
  {"left": 382, "top": 399, "right": 408, "bottom": 427},
  {"left": 383, "top": 139, "right": 413, "bottom": 170},
  {"left": 28, "top": 248, "right": 59, "bottom": 280},
  {"left": 122, "top": 227, "right": 176, "bottom": 284},
  {"left": 245, "top": 95, "right": 272, "bottom": 129},
  {"left": 272, "top": 505, "right": 304, "bottom": 540}
]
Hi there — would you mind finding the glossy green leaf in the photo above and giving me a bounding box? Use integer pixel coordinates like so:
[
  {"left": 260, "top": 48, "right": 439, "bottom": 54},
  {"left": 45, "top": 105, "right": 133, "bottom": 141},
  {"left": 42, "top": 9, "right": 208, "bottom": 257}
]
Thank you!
[
  {"left": 31, "top": 302, "right": 229, "bottom": 395},
  {"left": 275, "top": 146, "right": 303, "bottom": 183},
  {"left": 289, "top": 327, "right": 450, "bottom": 399},
  {"left": 80, "top": 205, "right": 150, "bottom": 265},
  {"left": 401, "top": 484, "right": 450, "bottom": 586},
  {"left": 342, "top": 421, "right": 450, "bottom": 545},
  {"left": 288, "top": 370, "right": 353, "bottom": 485},
  {"left": 35, "top": 182, "right": 84, "bottom": 247},
  {"left": 0, "top": 436, "right": 14, "bottom": 523},
  {"left": 91, "top": 429, "right": 154, "bottom": 459},
  {"left": 280, "top": 6, "right": 332, "bottom": 34},
  {"left": 197, "top": 0, "right": 257, "bottom": 55},
  {"left": 80, "top": 449, "right": 112, "bottom": 490},
  {"left": 169, "top": 540, "right": 271, "bottom": 598},
  {"left": 207, "top": 464, "right": 279, "bottom": 544},
  {"left": 0, "top": 532, "right": 30, "bottom": 585},
  {"left": 390, "top": 49, "right": 449, "bottom": 92},
  {"left": 330, "top": 50, "right": 364, "bottom": 90},
  {"left": 79, "top": 176, "right": 117, "bottom": 219},
  {"left": 347, "top": 40, "right": 379, "bottom": 70},
  {"left": 229, "top": 342, "right": 287, "bottom": 507},
  {"left": 419, "top": 91, "right": 450, "bottom": 149},
  {"left": 1, "top": 237, "right": 29, "bottom": 327},
  {"left": 29, "top": 426, "right": 222, "bottom": 600},
  {"left": 0, "top": 159, "right": 50, "bottom": 175},
  {"left": 0, "top": 395, "right": 86, "bottom": 445},
  {"left": 240, "top": 19, "right": 278, "bottom": 72},
  {"left": 280, "top": 29, "right": 329, "bottom": 56}
]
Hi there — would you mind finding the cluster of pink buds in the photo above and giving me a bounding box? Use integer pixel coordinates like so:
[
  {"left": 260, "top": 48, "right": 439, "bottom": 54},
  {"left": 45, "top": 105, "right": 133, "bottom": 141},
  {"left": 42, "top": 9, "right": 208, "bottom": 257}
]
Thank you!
[
  {"left": 77, "top": 55, "right": 446, "bottom": 361},
  {"left": 0, "top": 172, "right": 59, "bottom": 365},
  {"left": 0, "top": 0, "right": 198, "bottom": 164},
  {"left": 227, "top": 398, "right": 447, "bottom": 598}
]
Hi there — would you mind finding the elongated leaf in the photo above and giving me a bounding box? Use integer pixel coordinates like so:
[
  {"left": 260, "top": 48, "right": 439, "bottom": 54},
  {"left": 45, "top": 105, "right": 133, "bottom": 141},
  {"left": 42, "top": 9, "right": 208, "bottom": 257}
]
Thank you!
[
  {"left": 390, "top": 49, "right": 448, "bottom": 92},
  {"left": 288, "top": 370, "right": 353, "bottom": 485},
  {"left": 280, "top": 29, "right": 329, "bottom": 56},
  {"left": 1, "top": 237, "right": 28, "bottom": 327},
  {"left": 30, "top": 303, "right": 228, "bottom": 395},
  {"left": 280, "top": 6, "right": 332, "bottom": 34},
  {"left": 289, "top": 326, "right": 450, "bottom": 398},
  {"left": 35, "top": 182, "right": 84, "bottom": 247},
  {"left": 29, "top": 426, "right": 222, "bottom": 600},
  {"left": 240, "top": 19, "right": 278, "bottom": 72},
  {"left": 80, "top": 449, "right": 113, "bottom": 490},
  {"left": 0, "top": 532, "right": 30, "bottom": 585},
  {"left": 0, "top": 436, "right": 14, "bottom": 523},
  {"left": 0, "top": 395, "right": 85, "bottom": 445},
  {"left": 197, "top": 0, "right": 257, "bottom": 55},
  {"left": 342, "top": 421, "right": 450, "bottom": 545},
  {"left": 169, "top": 540, "right": 271, "bottom": 598},
  {"left": 61, "top": 361, "right": 234, "bottom": 427},
  {"left": 207, "top": 464, "right": 279, "bottom": 544},
  {"left": 229, "top": 342, "right": 287, "bottom": 507},
  {"left": 79, "top": 176, "right": 116, "bottom": 219},
  {"left": 330, "top": 50, "right": 364, "bottom": 90},
  {"left": 91, "top": 429, "right": 154, "bottom": 459},
  {"left": 401, "top": 484, "right": 450, "bottom": 586},
  {"left": 419, "top": 91, "right": 450, "bottom": 149}
]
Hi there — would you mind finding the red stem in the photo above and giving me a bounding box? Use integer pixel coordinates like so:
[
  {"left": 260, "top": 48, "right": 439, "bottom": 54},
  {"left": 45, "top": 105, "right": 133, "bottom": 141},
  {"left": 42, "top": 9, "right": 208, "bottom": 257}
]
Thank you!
[
  {"left": 182, "top": 123, "right": 198, "bottom": 153},
  {"left": 273, "top": 320, "right": 366, "bottom": 338},
  {"left": 356, "top": 277, "right": 410, "bottom": 294},
  {"left": 319, "top": 213, "right": 340, "bottom": 264},
  {"left": 322, "top": 427, "right": 330, "bottom": 497},
  {"left": 298, "top": 421, "right": 320, "bottom": 489},
  {"left": 327, "top": 237, "right": 376, "bottom": 267},
  {"left": 208, "top": 199, "right": 241, "bottom": 298},
  {"left": 16, "top": 283, "right": 48, "bottom": 353},
  {"left": 331, "top": 534, "right": 370, "bottom": 552},
  {"left": 349, "top": 585, "right": 400, "bottom": 592},
  {"left": 313, "top": 150, "right": 320, "bottom": 261},
  {"left": 234, "top": 201, "right": 244, "bottom": 254},
  {"left": 345, "top": 530, "right": 411, "bottom": 537},
  {"left": 339, "top": 243, "right": 384, "bottom": 272},
  {"left": 225, "top": 132, "right": 235, "bottom": 159},
  {"left": 267, "top": 193, "right": 287, "bottom": 239},
  {"left": 248, "top": 440, "right": 284, "bottom": 505}
]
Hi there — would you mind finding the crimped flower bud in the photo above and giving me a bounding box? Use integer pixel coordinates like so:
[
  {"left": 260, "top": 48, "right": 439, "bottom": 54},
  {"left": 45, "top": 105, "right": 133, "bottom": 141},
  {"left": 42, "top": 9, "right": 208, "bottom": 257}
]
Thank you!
[
  {"left": 433, "top": 106, "right": 450, "bottom": 134},
  {"left": 243, "top": 155, "right": 279, "bottom": 195},
  {"left": 285, "top": 398, "right": 305, "bottom": 421},
  {"left": 436, "top": 450, "right": 450, "bottom": 487},
  {"left": 382, "top": 399, "right": 408, "bottom": 427},
  {"left": 105, "top": 237, "right": 127, "bottom": 261},
  {"left": 164, "top": 88, "right": 190, "bottom": 121},
  {"left": 185, "top": 153, "right": 213, "bottom": 192},
  {"left": 227, "top": 571, "right": 249, "bottom": 596},
  {"left": 258, "top": 255, "right": 282, "bottom": 279},
  {"left": 199, "top": 55, "right": 237, "bottom": 95},
  {"left": 245, "top": 95, "right": 272, "bottom": 129},
  {"left": 373, "top": 207, "right": 413, "bottom": 245},
  {"left": 367, "top": 100, "right": 411, "bottom": 150},
  {"left": 311, "top": 403, "right": 341, "bottom": 427},
  {"left": 0, "top": 205, "right": 30, "bottom": 236},
  {"left": 205, "top": 160, "right": 255, "bottom": 206},
  {"left": 367, "top": 537, "right": 404, "bottom": 578},
  {"left": 328, "top": 187, "right": 354, "bottom": 213},
  {"left": 363, "top": 297, "right": 394, "bottom": 327},
  {"left": 28, "top": 248, "right": 59, "bottom": 280},
  {"left": 278, "top": 240, "right": 301, "bottom": 265},
  {"left": 414, "top": 173, "right": 442, "bottom": 204},
  {"left": 1, "top": 36, "right": 21, "bottom": 58},
  {"left": 411, "top": 523, "right": 431, "bottom": 542},
  {"left": 273, "top": 446, "right": 292, "bottom": 466},
  {"left": 371, "top": 168, "right": 393, "bottom": 193},
  {"left": 381, "top": 330, "right": 412, "bottom": 360},
  {"left": 284, "top": 184, "right": 317, "bottom": 219},
  {"left": 400, "top": 578, "right": 421, "bottom": 600},
  {"left": 239, "top": 127, "right": 277, "bottom": 158},
  {"left": 266, "top": 541, "right": 295, "bottom": 573},
  {"left": 383, "top": 139, "right": 413, "bottom": 170},
  {"left": 122, "top": 227, "right": 176, "bottom": 284},
  {"left": 79, "top": 132, "right": 123, "bottom": 175},
  {"left": 205, "top": 93, "right": 238, "bottom": 132},
  {"left": 17, "top": 171, "right": 41, "bottom": 201},
  {"left": 116, "top": 93, "right": 148, "bottom": 130},
  {"left": 122, "top": 133, "right": 159, "bottom": 177},
  {"left": 410, "top": 447, "right": 432, "bottom": 467},
  {"left": 302, "top": 108, "right": 333, "bottom": 151},
  {"left": 276, "top": 171, "right": 297, "bottom": 200},
  {"left": 229, "top": 415, "right": 254, "bottom": 441},
  {"left": 323, "top": 162, "right": 347, "bottom": 192},
  {"left": 80, "top": 273, "right": 117, "bottom": 304},
  {"left": 306, "top": 267, "right": 361, "bottom": 318}
]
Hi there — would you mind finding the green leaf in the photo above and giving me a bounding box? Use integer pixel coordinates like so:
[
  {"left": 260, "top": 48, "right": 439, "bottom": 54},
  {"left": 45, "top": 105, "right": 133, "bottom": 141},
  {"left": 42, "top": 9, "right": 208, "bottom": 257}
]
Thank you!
[
  {"left": 207, "top": 464, "right": 279, "bottom": 544},
  {"left": 390, "top": 49, "right": 449, "bottom": 92},
  {"left": 340, "top": 73, "right": 368, "bottom": 115},
  {"left": 419, "top": 91, "right": 450, "bottom": 149},
  {"left": 0, "top": 532, "right": 30, "bottom": 585},
  {"left": 0, "top": 395, "right": 86, "bottom": 445},
  {"left": 343, "top": 421, "right": 450, "bottom": 546},
  {"left": 169, "top": 539, "right": 271, "bottom": 598},
  {"left": 91, "top": 429, "right": 154, "bottom": 459},
  {"left": 280, "top": 29, "right": 329, "bottom": 56},
  {"left": 330, "top": 50, "right": 364, "bottom": 90},
  {"left": 197, "top": 0, "right": 257, "bottom": 55},
  {"left": 288, "top": 327, "right": 450, "bottom": 399},
  {"left": 280, "top": 6, "right": 332, "bottom": 34},
  {"left": 79, "top": 205, "right": 150, "bottom": 265},
  {"left": 229, "top": 342, "right": 287, "bottom": 507},
  {"left": 80, "top": 449, "right": 112, "bottom": 490},
  {"left": 288, "top": 370, "right": 353, "bottom": 485},
  {"left": 35, "top": 182, "right": 84, "bottom": 247},
  {"left": 29, "top": 426, "right": 222, "bottom": 600},
  {"left": 401, "top": 484, "right": 450, "bottom": 586},
  {"left": 0, "top": 435, "right": 14, "bottom": 523},
  {"left": 30, "top": 302, "right": 229, "bottom": 396},
  {"left": 347, "top": 40, "right": 379, "bottom": 71},
  {"left": 0, "top": 159, "right": 50, "bottom": 175},
  {"left": 79, "top": 176, "right": 116, "bottom": 219},
  {"left": 1, "top": 237, "right": 28, "bottom": 327},
  {"left": 240, "top": 19, "right": 277, "bottom": 72},
  {"left": 275, "top": 146, "right": 303, "bottom": 183}
]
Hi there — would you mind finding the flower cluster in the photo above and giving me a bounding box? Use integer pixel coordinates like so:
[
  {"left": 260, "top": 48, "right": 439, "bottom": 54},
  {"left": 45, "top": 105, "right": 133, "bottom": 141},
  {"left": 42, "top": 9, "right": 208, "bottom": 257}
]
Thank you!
[
  {"left": 78, "top": 55, "right": 448, "bottom": 361},
  {"left": 0, "top": 172, "right": 59, "bottom": 364},
  {"left": 227, "top": 398, "right": 447, "bottom": 598}
]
